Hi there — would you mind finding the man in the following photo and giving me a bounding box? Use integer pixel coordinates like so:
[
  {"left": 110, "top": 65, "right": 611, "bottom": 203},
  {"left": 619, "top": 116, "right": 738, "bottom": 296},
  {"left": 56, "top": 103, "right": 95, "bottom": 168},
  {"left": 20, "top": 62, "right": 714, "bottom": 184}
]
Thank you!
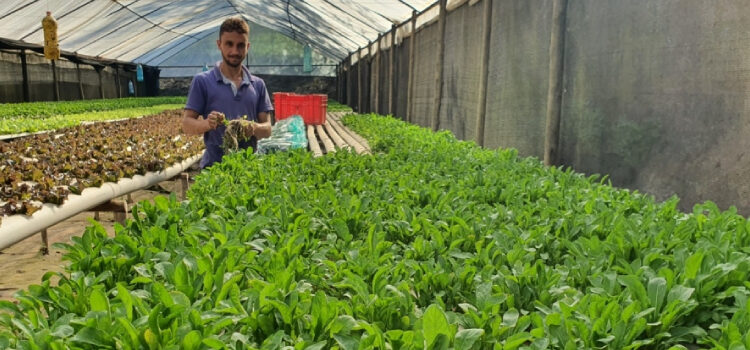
[{"left": 182, "top": 17, "right": 273, "bottom": 168}]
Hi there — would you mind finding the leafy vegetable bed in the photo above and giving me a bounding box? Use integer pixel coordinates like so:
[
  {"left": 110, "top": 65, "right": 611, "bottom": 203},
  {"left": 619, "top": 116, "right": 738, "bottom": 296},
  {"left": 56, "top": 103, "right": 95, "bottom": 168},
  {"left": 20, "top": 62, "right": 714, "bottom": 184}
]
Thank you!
[
  {"left": 0, "top": 109, "right": 203, "bottom": 219},
  {"left": 327, "top": 100, "right": 353, "bottom": 112},
  {"left": 1, "top": 114, "right": 749, "bottom": 349},
  {"left": 0, "top": 97, "right": 186, "bottom": 120},
  {"left": 0, "top": 104, "right": 185, "bottom": 135}
]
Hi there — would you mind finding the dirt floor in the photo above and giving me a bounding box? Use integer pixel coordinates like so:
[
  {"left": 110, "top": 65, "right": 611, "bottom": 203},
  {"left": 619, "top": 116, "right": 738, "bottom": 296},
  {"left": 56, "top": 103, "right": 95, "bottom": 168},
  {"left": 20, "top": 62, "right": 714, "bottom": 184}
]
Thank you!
[{"left": 0, "top": 180, "right": 188, "bottom": 301}]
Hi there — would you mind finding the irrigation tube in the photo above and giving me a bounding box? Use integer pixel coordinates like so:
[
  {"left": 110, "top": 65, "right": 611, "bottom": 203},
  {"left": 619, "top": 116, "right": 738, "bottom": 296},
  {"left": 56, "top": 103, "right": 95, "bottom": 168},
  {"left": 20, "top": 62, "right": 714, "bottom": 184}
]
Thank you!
[{"left": 0, "top": 151, "right": 203, "bottom": 250}]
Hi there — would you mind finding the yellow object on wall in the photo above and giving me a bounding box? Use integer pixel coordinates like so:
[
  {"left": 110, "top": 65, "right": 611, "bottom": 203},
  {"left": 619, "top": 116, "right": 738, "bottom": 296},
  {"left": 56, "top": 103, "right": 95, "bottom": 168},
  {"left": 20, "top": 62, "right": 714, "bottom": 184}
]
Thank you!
[{"left": 42, "top": 11, "right": 60, "bottom": 60}]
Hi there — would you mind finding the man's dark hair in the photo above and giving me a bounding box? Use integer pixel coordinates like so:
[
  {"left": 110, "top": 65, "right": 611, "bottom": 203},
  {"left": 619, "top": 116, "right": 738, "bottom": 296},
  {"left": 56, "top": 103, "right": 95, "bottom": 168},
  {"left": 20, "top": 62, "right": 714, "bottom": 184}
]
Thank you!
[{"left": 219, "top": 17, "right": 249, "bottom": 38}]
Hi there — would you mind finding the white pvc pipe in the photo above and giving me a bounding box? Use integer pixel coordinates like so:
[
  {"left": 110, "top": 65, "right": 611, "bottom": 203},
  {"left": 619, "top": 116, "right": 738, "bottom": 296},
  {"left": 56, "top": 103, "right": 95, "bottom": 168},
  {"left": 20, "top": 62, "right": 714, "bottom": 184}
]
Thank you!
[{"left": 0, "top": 152, "right": 203, "bottom": 250}]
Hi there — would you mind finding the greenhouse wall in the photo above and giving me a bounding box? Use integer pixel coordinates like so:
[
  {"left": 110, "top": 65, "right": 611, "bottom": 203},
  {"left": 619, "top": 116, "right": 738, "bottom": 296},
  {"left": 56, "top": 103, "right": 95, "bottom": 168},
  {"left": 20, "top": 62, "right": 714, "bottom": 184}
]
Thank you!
[
  {"left": 0, "top": 48, "right": 147, "bottom": 103},
  {"left": 439, "top": 2, "right": 485, "bottom": 142},
  {"left": 411, "top": 22, "right": 439, "bottom": 129},
  {"left": 395, "top": 37, "right": 411, "bottom": 120},
  {"left": 0, "top": 51, "right": 22, "bottom": 101},
  {"left": 559, "top": 0, "right": 750, "bottom": 213},
  {"left": 484, "top": 0, "right": 552, "bottom": 158},
  {"left": 345, "top": 0, "right": 750, "bottom": 215},
  {"left": 158, "top": 75, "right": 337, "bottom": 100}
]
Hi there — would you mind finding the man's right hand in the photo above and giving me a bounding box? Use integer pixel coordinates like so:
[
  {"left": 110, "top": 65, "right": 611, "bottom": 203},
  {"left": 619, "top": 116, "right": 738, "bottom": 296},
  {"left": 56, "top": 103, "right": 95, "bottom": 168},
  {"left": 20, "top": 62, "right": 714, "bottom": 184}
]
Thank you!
[{"left": 205, "top": 111, "right": 225, "bottom": 131}]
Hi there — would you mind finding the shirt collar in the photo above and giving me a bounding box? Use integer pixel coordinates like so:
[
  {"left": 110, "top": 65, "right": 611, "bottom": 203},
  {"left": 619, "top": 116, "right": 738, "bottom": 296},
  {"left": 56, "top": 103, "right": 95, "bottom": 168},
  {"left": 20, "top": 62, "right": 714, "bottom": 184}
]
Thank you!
[{"left": 213, "top": 62, "right": 254, "bottom": 85}]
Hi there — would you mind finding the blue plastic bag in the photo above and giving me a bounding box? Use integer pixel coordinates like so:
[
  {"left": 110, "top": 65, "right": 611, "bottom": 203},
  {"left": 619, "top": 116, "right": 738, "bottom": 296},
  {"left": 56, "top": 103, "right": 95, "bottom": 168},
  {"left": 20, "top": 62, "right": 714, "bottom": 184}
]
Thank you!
[{"left": 257, "top": 115, "right": 308, "bottom": 154}]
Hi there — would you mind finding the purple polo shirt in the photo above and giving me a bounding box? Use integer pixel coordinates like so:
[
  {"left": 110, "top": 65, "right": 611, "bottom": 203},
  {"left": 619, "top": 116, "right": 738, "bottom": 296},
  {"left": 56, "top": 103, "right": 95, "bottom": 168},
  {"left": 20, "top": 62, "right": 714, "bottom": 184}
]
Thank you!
[{"left": 185, "top": 62, "right": 273, "bottom": 168}]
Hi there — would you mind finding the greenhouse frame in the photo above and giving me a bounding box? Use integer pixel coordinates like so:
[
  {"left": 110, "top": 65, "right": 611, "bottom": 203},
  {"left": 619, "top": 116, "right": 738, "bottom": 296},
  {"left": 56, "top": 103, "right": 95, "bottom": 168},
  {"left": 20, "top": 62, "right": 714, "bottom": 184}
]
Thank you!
[{"left": 1, "top": 0, "right": 750, "bottom": 348}]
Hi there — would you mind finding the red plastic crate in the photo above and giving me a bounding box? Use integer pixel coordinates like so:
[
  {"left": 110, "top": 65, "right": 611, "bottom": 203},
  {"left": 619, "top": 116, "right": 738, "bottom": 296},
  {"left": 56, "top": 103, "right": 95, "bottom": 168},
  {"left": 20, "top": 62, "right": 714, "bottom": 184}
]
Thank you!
[{"left": 273, "top": 92, "right": 327, "bottom": 125}]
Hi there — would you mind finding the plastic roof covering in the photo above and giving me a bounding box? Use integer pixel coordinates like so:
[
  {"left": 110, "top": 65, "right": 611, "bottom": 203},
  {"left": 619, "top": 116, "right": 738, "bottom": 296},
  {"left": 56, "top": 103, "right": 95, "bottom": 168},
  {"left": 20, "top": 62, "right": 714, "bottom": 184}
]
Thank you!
[{"left": 0, "top": 0, "right": 436, "bottom": 65}]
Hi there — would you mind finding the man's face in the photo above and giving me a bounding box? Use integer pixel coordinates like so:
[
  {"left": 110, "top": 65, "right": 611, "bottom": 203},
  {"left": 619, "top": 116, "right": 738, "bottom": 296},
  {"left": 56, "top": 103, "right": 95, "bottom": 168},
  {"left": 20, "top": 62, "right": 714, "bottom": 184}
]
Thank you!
[{"left": 217, "top": 31, "right": 249, "bottom": 68}]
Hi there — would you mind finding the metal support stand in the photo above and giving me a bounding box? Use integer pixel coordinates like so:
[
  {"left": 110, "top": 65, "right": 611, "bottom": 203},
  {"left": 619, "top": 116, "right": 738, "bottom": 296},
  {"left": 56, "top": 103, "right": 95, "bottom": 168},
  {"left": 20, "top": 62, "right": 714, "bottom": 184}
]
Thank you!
[
  {"left": 180, "top": 172, "right": 190, "bottom": 200},
  {"left": 40, "top": 229, "right": 49, "bottom": 255},
  {"left": 91, "top": 199, "right": 130, "bottom": 225}
]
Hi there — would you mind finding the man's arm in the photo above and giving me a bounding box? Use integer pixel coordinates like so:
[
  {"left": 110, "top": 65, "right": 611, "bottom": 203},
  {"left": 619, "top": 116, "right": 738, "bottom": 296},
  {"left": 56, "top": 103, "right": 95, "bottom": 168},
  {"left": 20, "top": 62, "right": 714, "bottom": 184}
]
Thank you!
[
  {"left": 182, "top": 109, "right": 223, "bottom": 135},
  {"left": 252, "top": 112, "right": 272, "bottom": 139}
]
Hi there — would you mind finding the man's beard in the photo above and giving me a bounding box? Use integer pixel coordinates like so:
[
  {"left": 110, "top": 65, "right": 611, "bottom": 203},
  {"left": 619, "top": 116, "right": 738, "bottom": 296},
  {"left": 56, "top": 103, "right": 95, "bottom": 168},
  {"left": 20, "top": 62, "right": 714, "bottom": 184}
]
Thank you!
[{"left": 223, "top": 53, "right": 243, "bottom": 68}]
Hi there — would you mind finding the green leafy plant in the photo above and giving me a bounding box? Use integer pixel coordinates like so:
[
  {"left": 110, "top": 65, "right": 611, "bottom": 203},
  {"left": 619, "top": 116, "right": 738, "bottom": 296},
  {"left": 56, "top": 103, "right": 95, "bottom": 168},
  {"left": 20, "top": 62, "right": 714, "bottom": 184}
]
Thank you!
[
  {"left": 0, "top": 104, "right": 184, "bottom": 135},
  {"left": 327, "top": 100, "right": 352, "bottom": 112},
  {"left": 0, "top": 97, "right": 186, "bottom": 120},
  {"left": 0, "top": 109, "right": 203, "bottom": 217},
  {"left": 1, "top": 113, "right": 749, "bottom": 349}
]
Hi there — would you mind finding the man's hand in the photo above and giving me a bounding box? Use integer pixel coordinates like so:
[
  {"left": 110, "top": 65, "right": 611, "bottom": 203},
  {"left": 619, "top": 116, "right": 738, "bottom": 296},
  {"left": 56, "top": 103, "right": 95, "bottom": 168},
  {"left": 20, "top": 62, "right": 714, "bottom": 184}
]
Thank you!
[
  {"left": 242, "top": 121, "right": 256, "bottom": 138},
  {"left": 205, "top": 111, "right": 225, "bottom": 131},
  {"left": 252, "top": 112, "right": 272, "bottom": 139}
]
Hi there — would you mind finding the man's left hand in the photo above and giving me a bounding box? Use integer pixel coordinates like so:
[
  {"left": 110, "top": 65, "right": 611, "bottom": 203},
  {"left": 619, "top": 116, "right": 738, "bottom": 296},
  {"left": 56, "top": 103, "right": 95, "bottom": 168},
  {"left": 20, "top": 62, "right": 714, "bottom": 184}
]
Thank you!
[{"left": 242, "top": 121, "right": 256, "bottom": 138}]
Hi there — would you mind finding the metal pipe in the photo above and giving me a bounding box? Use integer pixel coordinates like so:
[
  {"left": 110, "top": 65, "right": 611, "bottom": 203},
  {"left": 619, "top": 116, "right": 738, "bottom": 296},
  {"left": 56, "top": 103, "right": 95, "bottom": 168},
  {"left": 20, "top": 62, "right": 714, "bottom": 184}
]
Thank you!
[{"left": 0, "top": 152, "right": 203, "bottom": 250}]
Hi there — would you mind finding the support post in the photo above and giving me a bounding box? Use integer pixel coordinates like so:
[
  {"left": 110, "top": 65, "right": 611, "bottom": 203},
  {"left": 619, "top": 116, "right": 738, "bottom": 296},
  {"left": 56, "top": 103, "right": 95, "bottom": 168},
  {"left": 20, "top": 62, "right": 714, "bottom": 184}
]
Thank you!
[
  {"left": 40, "top": 229, "right": 49, "bottom": 255},
  {"left": 389, "top": 24, "right": 396, "bottom": 116},
  {"left": 97, "top": 66, "right": 104, "bottom": 98},
  {"left": 475, "top": 0, "right": 494, "bottom": 147},
  {"left": 180, "top": 172, "right": 190, "bottom": 200},
  {"left": 343, "top": 63, "right": 347, "bottom": 105},
  {"left": 336, "top": 64, "right": 341, "bottom": 103},
  {"left": 339, "top": 64, "right": 344, "bottom": 104},
  {"left": 349, "top": 55, "right": 354, "bottom": 108},
  {"left": 357, "top": 49, "right": 363, "bottom": 113},
  {"left": 373, "top": 34, "right": 382, "bottom": 115},
  {"left": 20, "top": 49, "right": 30, "bottom": 102},
  {"left": 51, "top": 59, "right": 60, "bottom": 101},
  {"left": 114, "top": 64, "right": 121, "bottom": 98},
  {"left": 431, "top": 0, "right": 447, "bottom": 131},
  {"left": 365, "top": 41, "right": 372, "bottom": 113},
  {"left": 76, "top": 63, "right": 85, "bottom": 99},
  {"left": 344, "top": 53, "right": 350, "bottom": 106},
  {"left": 544, "top": 0, "right": 569, "bottom": 166},
  {"left": 406, "top": 10, "right": 418, "bottom": 123}
]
